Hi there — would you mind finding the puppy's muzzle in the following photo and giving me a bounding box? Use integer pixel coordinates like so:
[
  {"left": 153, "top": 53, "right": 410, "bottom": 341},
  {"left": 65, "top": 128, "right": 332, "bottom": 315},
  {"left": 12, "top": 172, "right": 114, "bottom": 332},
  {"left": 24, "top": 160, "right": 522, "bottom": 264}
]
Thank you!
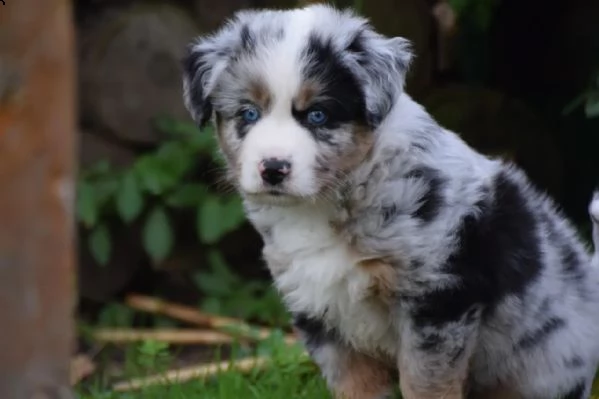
[{"left": 259, "top": 158, "right": 291, "bottom": 186}]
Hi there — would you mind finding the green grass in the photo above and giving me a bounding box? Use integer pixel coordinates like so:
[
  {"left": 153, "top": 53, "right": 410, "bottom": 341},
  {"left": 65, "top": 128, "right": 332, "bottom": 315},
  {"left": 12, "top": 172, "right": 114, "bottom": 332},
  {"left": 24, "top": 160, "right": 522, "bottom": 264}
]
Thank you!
[
  {"left": 78, "top": 366, "right": 330, "bottom": 399},
  {"left": 75, "top": 332, "right": 332, "bottom": 399}
]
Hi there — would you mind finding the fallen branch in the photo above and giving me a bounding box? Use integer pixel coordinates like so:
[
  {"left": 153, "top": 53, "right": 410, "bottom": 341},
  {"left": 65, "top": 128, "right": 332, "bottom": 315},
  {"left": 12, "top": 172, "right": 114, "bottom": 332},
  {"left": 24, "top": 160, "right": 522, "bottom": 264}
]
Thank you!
[
  {"left": 112, "top": 356, "right": 269, "bottom": 392},
  {"left": 124, "top": 294, "right": 297, "bottom": 344},
  {"left": 70, "top": 354, "right": 96, "bottom": 385},
  {"left": 92, "top": 328, "right": 240, "bottom": 345}
]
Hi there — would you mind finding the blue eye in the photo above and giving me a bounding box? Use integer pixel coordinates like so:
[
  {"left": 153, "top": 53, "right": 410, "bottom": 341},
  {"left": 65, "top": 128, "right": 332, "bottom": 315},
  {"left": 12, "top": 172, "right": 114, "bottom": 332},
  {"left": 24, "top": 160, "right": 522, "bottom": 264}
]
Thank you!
[
  {"left": 307, "top": 109, "right": 328, "bottom": 126},
  {"left": 242, "top": 106, "right": 261, "bottom": 123}
]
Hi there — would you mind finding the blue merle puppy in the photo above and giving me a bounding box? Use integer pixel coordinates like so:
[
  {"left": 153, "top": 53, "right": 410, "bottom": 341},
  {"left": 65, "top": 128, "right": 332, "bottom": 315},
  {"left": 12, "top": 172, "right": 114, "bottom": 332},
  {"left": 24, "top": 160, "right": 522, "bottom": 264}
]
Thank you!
[{"left": 181, "top": 4, "right": 599, "bottom": 398}]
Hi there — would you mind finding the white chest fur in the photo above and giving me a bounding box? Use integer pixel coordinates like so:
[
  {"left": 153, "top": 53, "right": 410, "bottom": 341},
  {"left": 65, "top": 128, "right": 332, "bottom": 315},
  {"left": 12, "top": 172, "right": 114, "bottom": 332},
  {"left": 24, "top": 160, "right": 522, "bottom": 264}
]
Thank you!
[{"left": 252, "top": 204, "right": 399, "bottom": 357}]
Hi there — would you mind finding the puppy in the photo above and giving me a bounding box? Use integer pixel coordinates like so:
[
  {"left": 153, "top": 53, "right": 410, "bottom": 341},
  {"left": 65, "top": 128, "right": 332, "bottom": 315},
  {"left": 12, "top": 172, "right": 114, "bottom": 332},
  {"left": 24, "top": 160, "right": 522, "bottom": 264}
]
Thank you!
[{"left": 182, "top": 5, "right": 599, "bottom": 398}]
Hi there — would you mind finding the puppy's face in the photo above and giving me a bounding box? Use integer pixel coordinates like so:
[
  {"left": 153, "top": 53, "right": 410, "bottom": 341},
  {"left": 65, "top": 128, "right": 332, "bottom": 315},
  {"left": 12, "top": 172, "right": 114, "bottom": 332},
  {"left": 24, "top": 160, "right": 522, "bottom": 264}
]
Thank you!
[{"left": 182, "top": 5, "right": 412, "bottom": 204}]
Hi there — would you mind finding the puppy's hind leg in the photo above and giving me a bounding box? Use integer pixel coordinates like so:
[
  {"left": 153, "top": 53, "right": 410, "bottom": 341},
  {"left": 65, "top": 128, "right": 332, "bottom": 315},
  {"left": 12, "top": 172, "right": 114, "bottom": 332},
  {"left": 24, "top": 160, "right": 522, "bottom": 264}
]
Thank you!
[
  {"left": 398, "top": 305, "right": 481, "bottom": 399},
  {"left": 293, "top": 313, "right": 393, "bottom": 399}
]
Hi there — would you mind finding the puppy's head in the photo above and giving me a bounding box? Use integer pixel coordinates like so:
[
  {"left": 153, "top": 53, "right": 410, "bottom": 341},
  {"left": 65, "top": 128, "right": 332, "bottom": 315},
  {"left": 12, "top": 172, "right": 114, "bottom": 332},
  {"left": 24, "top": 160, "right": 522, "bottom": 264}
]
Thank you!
[{"left": 182, "top": 4, "right": 413, "bottom": 204}]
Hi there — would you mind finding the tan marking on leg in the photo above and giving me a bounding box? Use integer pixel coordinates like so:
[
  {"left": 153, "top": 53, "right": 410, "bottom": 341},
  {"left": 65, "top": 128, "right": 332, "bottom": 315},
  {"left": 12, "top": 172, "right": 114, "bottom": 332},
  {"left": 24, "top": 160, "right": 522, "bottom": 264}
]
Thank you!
[
  {"left": 333, "top": 352, "right": 393, "bottom": 399},
  {"left": 359, "top": 258, "right": 397, "bottom": 305},
  {"left": 399, "top": 359, "right": 466, "bottom": 399},
  {"left": 399, "top": 374, "right": 464, "bottom": 399}
]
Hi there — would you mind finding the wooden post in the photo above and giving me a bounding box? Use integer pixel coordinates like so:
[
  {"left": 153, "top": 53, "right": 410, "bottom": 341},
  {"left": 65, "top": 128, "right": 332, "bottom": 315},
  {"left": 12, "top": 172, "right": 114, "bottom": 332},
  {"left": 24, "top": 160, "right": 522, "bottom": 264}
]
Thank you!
[{"left": 0, "top": 0, "right": 77, "bottom": 398}]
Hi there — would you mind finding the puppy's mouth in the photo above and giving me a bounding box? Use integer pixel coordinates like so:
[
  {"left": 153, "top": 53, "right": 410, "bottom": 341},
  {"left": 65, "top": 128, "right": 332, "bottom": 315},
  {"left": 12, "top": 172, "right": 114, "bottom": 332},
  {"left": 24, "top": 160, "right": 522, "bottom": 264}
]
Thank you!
[
  {"left": 266, "top": 189, "right": 285, "bottom": 196},
  {"left": 243, "top": 188, "right": 306, "bottom": 206}
]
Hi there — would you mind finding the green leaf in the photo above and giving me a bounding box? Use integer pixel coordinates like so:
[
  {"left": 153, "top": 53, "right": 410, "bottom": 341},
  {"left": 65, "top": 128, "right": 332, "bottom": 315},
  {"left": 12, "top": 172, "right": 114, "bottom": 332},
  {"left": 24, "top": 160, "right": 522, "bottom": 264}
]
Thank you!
[
  {"left": 352, "top": 0, "right": 363, "bottom": 13},
  {"left": 584, "top": 91, "right": 599, "bottom": 118},
  {"left": 153, "top": 115, "right": 202, "bottom": 138},
  {"left": 196, "top": 196, "right": 245, "bottom": 244},
  {"left": 80, "top": 160, "right": 112, "bottom": 179},
  {"left": 166, "top": 183, "right": 208, "bottom": 208},
  {"left": 473, "top": 2, "right": 494, "bottom": 30},
  {"left": 562, "top": 92, "right": 587, "bottom": 116},
  {"left": 116, "top": 172, "right": 144, "bottom": 223},
  {"left": 196, "top": 196, "right": 226, "bottom": 244},
  {"left": 188, "top": 126, "right": 218, "bottom": 154},
  {"left": 97, "top": 302, "right": 134, "bottom": 327},
  {"left": 207, "top": 250, "right": 239, "bottom": 284},
  {"left": 142, "top": 206, "right": 174, "bottom": 265},
  {"left": 201, "top": 297, "right": 222, "bottom": 315},
  {"left": 155, "top": 141, "right": 195, "bottom": 179},
  {"left": 138, "top": 340, "right": 169, "bottom": 357},
  {"left": 93, "top": 175, "right": 119, "bottom": 208},
  {"left": 448, "top": 0, "right": 469, "bottom": 14},
  {"left": 77, "top": 181, "right": 98, "bottom": 228},
  {"left": 153, "top": 115, "right": 182, "bottom": 136},
  {"left": 193, "top": 272, "right": 232, "bottom": 297},
  {"left": 221, "top": 196, "right": 246, "bottom": 233},
  {"left": 134, "top": 157, "right": 175, "bottom": 195},
  {"left": 88, "top": 224, "right": 111, "bottom": 266}
]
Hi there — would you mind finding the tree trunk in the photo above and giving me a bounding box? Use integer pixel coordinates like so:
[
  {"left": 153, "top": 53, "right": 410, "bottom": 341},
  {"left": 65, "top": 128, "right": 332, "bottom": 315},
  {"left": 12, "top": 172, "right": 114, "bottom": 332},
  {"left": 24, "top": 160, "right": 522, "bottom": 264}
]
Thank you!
[{"left": 0, "top": 0, "right": 77, "bottom": 397}]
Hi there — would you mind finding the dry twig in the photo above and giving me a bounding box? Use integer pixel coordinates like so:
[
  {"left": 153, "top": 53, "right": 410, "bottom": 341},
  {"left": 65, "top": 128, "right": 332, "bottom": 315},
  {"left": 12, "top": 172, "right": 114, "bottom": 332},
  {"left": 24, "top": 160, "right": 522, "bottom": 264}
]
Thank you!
[
  {"left": 70, "top": 354, "right": 96, "bottom": 386},
  {"left": 112, "top": 356, "right": 269, "bottom": 392},
  {"left": 124, "top": 294, "right": 297, "bottom": 344},
  {"left": 92, "top": 328, "right": 239, "bottom": 345}
]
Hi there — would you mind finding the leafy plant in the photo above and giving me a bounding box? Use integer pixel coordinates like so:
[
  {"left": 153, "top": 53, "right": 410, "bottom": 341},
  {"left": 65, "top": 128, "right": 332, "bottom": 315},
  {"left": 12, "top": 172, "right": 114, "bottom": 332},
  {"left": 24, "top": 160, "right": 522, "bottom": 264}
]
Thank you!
[
  {"left": 76, "top": 118, "right": 247, "bottom": 267},
  {"left": 194, "top": 251, "right": 290, "bottom": 328},
  {"left": 446, "top": 0, "right": 501, "bottom": 85},
  {"left": 563, "top": 68, "right": 599, "bottom": 119},
  {"left": 96, "top": 302, "right": 137, "bottom": 328},
  {"left": 449, "top": 0, "right": 500, "bottom": 32},
  {"left": 76, "top": 116, "right": 288, "bottom": 334},
  {"left": 135, "top": 340, "right": 171, "bottom": 372},
  {"left": 352, "top": 0, "right": 363, "bottom": 13}
]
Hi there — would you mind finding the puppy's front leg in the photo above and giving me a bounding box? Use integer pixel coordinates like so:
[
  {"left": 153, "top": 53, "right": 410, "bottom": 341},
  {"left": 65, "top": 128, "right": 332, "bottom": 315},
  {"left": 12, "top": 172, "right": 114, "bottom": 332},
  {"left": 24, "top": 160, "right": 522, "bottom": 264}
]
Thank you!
[
  {"left": 293, "top": 313, "right": 393, "bottom": 399},
  {"left": 398, "top": 305, "right": 481, "bottom": 399}
]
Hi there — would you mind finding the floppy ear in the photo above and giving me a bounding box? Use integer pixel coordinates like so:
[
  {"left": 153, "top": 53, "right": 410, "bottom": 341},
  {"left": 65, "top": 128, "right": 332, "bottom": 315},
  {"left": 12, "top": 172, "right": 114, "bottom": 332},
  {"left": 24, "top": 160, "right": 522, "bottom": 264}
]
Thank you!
[
  {"left": 182, "top": 24, "right": 241, "bottom": 128},
  {"left": 343, "top": 27, "right": 414, "bottom": 126}
]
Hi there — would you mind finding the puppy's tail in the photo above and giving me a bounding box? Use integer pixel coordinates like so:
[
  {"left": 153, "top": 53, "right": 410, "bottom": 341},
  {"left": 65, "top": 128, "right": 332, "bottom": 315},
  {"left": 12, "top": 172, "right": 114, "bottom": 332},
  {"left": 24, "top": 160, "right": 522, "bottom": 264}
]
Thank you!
[{"left": 590, "top": 189, "right": 599, "bottom": 267}]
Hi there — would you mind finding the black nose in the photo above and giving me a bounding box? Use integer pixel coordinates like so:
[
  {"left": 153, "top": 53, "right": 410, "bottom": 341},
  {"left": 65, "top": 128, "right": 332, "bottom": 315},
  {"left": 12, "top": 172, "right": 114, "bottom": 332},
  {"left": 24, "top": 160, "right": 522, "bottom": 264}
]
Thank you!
[{"left": 260, "top": 158, "right": 291, "bottom": 186}]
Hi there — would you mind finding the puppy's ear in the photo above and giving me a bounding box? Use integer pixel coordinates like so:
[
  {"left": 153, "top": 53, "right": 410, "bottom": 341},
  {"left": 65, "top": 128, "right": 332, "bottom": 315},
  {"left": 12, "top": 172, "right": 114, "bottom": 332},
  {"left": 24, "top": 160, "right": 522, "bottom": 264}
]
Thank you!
[
  {"left": 344, "top": 28, "right": 414, "bottom": 126},
  {"left": 182, "top": 26, "right": 239, "bottom": 128}
]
